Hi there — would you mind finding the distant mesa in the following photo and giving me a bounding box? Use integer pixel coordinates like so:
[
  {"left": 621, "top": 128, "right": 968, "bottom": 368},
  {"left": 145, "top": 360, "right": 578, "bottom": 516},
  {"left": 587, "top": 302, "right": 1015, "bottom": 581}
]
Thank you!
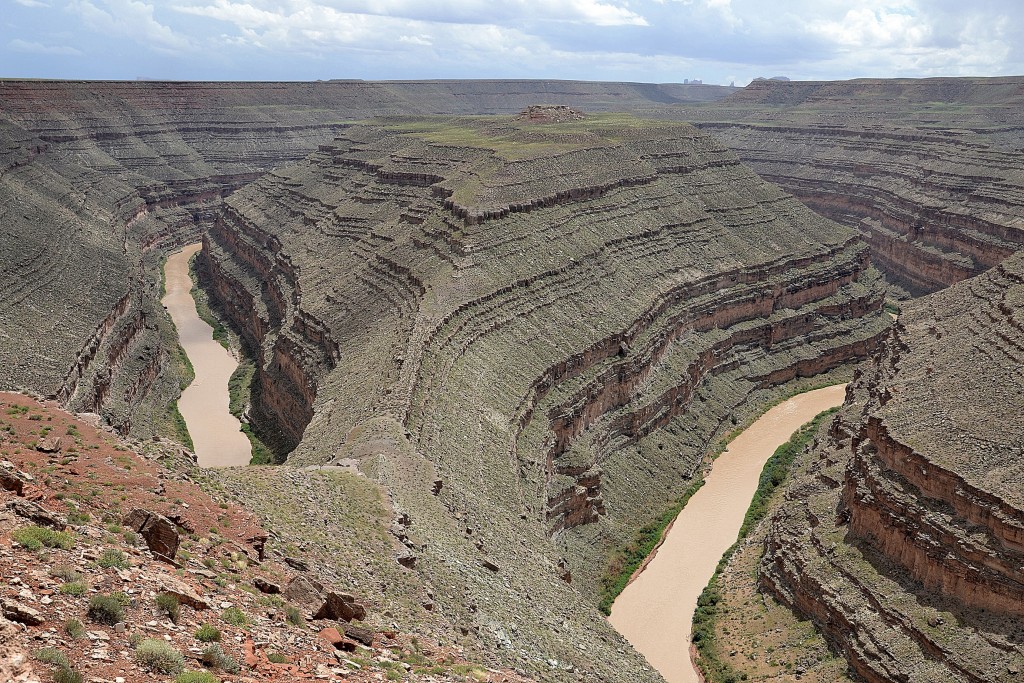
[
  {"left": 752, "top": 76, "right": 791, "bottom": 81},
  {"left": 516, "top": 104, "right": 586, "bottom": 123}
]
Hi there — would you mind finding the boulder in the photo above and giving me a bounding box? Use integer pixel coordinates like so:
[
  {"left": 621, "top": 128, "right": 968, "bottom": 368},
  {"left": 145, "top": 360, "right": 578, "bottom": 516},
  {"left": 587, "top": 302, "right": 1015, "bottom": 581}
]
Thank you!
[
  {"left": 157, "top": 577, "right": 211, "bottom": 610},
  {"left": 253, "top": 577, "right": 281, "bottom": 594},
  {"left": 35, "top": 437, "right": 61, "bottom": 453},
  {"left": 123, "top": 508, "right": 179, "bottom": 561},
  {"left": 284, "top": 556, "right": 309, "bottom": 571},
  {"left": 5, "top": 501, "right": 66, "bottom": 529},
  {"left": 0, "top": 469, "right": 25, "bottom": 496},
  {"left": 396, "top": 547, "right": 417, "bottom": 568},
  {"left": 0, "top": 599, "right": 43, "bottom": 626},
  {"left": 342, "top": 623, "right": 374, "bottom": 646},
  {"left": 283, "top": 575, "right": 324, "bottom": 610},
  {"left": 314, "top": 592, "right": 367, "bottom": 622}
]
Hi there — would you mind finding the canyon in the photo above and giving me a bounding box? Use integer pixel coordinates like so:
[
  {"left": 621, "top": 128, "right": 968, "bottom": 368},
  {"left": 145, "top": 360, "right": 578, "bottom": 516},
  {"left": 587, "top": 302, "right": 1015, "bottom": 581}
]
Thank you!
[{"left": 0, "top": 77, "right": 1021, "bottom": 683}]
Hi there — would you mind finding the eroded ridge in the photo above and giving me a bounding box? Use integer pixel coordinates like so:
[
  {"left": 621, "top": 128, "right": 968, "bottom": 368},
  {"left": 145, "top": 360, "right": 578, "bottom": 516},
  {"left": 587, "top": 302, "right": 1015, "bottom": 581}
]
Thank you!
[
  {"left": 203, "top": 114, "right": 890, "bottom": 682},
  {"left": 761, "top": 252, "right": 1024, "bottom": 682},
  {"left": 691, "top": 77, "right": 1024, "bottom": 295}
]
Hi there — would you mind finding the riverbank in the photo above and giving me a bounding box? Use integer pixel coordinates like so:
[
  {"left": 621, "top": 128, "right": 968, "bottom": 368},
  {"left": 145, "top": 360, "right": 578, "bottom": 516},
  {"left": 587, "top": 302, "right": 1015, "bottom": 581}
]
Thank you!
[
  {"left": 162, "top": 243, "right": 252, "bottom": 467},
  {"left": 608, "top": 384, "right": 848, "bottom": 683}
]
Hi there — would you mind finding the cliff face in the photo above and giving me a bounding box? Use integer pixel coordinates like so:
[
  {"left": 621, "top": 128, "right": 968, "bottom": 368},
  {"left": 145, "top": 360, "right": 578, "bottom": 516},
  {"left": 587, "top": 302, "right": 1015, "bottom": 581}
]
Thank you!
[
  {"left": 761, "top": 251, "right": 1024, "bottom": 682},
  {"left": 691, "top": 77, "right": 1024, "bottom": 295},
  {"left": 204, "top": 114, "right": 889, "bottom": 681},
  {"left": 0, "top": 79, "right": 733, "bottom": 436}
]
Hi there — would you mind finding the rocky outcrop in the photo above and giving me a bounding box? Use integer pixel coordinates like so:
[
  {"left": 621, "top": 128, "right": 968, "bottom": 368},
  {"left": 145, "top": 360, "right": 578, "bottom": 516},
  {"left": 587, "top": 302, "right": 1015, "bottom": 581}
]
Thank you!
[
  {"left": 204, "top": 114, "right": 889, "bottom": 682},
  {"left": 761, "top": 251, "right": 1024, "bottom": 682},
  {"left": 691, "top": 77, "right": 1024, "bottom": 295},
  {"left": 124, "top": 508, "right": 181, "bottom": 562}
]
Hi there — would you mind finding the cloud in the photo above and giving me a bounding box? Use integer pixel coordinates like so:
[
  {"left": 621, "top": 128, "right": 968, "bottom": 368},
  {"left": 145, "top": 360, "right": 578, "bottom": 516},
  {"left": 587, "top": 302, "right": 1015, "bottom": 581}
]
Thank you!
[
  {"left": 4, "top": 0, "right": 1024, "bottom": 83},
  {"left": 68, "top": 0, "right": 194, "bottom": 52},
  {"left": 7, "top": 38, "right": 81, "bottom": 55}
]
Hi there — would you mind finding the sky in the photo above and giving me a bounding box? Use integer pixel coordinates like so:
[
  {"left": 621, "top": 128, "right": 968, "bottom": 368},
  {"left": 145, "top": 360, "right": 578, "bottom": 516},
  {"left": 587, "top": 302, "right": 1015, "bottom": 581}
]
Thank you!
[{"left": 2, "top": 0, "right": 1022, "bottom": 84}]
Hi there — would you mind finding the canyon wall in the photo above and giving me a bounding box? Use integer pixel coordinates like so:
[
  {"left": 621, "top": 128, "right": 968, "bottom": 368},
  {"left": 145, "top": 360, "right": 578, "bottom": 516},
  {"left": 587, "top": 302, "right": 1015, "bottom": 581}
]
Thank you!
[
  {"left": 690, "top": 77, "right": 1024, "bottom": 295},
  {"left": 761, "top": 251, "right": 1024, "bottom": 682},
  {"left": 0, "top": 79, "right": 731, "bottom": 436},
  {"left": 203, "top": 113, "right": 890, "bottom": 680}
]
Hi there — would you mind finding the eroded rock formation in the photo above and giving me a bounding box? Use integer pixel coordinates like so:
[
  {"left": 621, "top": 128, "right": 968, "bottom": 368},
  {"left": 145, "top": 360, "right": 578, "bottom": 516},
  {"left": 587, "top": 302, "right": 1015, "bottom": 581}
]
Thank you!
[
  {"left": 203, "top": 114, "right": 889, "bottom": 680},
  {"left": 0, "top": 79, "right": 732, "bottom": 437},
  {"left": 690, "top": 77, "right": 1024, "bottom": 295},
  {"left": 761, "top": 251, "right": 1024, "bottom": 682}
]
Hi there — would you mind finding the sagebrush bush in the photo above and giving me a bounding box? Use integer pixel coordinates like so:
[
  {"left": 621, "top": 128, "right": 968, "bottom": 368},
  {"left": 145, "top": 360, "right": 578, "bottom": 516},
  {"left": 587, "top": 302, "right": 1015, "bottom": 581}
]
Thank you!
[
  {"left": 221, "top": 606, "right": 247, "bottom": 627},
  {"left": 201, "top": 644, "right": 239, "bottom": 674},
  {"left": 12, "top": 525, "right": 74, "bottom": 551},
  {"left": 53, "top": 667, "right": 83, "bottom": 683},
  {"left": 33, "top": 648, "right": 70, "bottom": 668},
  {"left": 64, "top": 618, "right": 86, "bottom": 639},
  {"left": 134, "top": 639, "right": 184, "bottom": 674},
  {"left": 87, "top": 594, "right": 124, "bottom": 625},
  {"left": 155, "top": 592, "right": 180, "bottom": 623},
  {"left": 284, "top": 604, "right": 304, "bottom": 626},
  {"left": 98, "top": 548, "right": 130, "bottom": 569},
  {"left": 176, "top": 672, "right": 217, "bottom": 683},
  {"left": 194, "top": 623, "right": 221, "bottom": 642},
  {"left": 59, "top": 580, "right": 86, "bottom": 596}
]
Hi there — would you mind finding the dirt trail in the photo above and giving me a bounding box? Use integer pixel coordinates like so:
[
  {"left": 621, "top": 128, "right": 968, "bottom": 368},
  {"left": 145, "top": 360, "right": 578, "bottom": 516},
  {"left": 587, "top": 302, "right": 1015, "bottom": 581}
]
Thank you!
[
  {"left": 609, "top": 384, "right": 848, "bottom": 683},
  {"left": 162, "top": 243, "right": 251, "bottom": 467}
]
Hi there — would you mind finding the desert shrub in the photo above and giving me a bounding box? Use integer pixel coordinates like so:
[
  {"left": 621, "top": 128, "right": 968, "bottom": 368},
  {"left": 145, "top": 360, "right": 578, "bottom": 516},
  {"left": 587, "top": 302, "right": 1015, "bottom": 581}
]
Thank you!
[
  {"left": 12, "top": 525, "right": 74, "bottom": 551},
  {"left": 134, "top": 639, "right": 184, "bottom": 674},
  {"left": 195, "top": 623, "right": 221, "bottom": 642},
  {"left": 220, "top": 606, "right": 247, "bottom": 627},
  {"left": 201, "top": 644, "right": 240, "bottom": 673},
  {"left": 87, "top": 594, "right": 124, "bottom": 625},
  {"left": 284, "top": 604, "right": 304, "bottom": 626},
  {"left": 60, "top": 581, "right": 86, "bottom": 596},
  {"left": 98, "top": 548, "right": 130, "bottom": 569},
  {"left": 50, "top": 565, "right": 81, "bottom": 582},
  {"left": 176, "top": 672, "right": 218, "bottom": 683},
  {"left": 64, "top": 618, "right": 86, "bottom": 639},
  {"left": 53, "top": 667, "right": 83, "bottom": 683},
  {"left": 155, "top": 592, "right": 180, "bottom": 623},
  {"left": 266, "top": 652, "right": 288, "bottom": 664},
  {"left": 33, "top": 648, "right": 70, "bottom": 668}
]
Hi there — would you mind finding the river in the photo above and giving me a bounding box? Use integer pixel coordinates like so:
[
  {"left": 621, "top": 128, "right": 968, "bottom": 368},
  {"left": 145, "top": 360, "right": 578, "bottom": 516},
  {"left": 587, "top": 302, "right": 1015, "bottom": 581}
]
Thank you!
[
  {"left": 162, "top": 243, "right": 252, "bottom": 467},
  {"left": 608, "top": 384, "right": 848, "bottom": 683}
]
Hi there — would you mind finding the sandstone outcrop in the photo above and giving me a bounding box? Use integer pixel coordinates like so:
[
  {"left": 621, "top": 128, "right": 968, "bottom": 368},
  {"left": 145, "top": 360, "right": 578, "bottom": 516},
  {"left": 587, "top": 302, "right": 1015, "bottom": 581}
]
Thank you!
[
  {"left": 203, "top": 114, "right": 889, "bottom": 681},
  {"left": 761, "top": 251, "right": 1024, "bottom": 682}
]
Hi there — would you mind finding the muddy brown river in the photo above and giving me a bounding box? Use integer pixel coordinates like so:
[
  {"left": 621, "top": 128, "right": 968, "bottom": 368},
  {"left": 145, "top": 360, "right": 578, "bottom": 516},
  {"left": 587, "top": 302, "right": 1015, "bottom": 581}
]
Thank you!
[
  {"left": 162, "top": 243, "right": 252, "bottom": 467},
  {"left": 608, "top": 384, "right": 848, "bottom": 683}
]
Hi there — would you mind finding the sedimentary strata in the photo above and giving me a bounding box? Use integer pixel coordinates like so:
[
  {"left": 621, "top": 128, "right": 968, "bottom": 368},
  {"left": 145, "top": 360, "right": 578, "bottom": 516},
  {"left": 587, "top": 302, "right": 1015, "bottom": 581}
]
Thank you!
[
  {"left": 762, "top": 251, "right": 1024, "bottom": 682},
  {"left": 691, "top": 77, "right": 1024, "bottom": 294},
  {"left": 0, "top": 79, "right": 731, "bottom": 437},
  {"left": 204, "top": 114, "right": 889, "bottom": 680}
]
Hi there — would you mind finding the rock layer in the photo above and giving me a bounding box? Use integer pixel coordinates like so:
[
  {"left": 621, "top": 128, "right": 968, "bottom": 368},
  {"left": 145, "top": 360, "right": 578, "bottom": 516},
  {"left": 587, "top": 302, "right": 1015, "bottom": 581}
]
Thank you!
[
  {"left": 691, "top": 77, "right": 1024, "bottom": 295},
  {"left": 0, "top": 78, "right": 732, "bottom": 436},
  {"left": 204, "top": 115, "right": 889, "bottom": 681},
  {"left": 761, "top": 251, "right": 1024, "bottom": 682}
]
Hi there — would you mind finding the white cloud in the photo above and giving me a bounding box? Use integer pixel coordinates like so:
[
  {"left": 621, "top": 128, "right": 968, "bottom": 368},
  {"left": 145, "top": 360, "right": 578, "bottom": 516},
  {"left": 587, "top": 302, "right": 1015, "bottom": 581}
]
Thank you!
[
  {"left": 69, "top": 0, "right": 193, "bottom": 52},
  {"left": 7, "top": 38, "right": 81, "bottom": 55},
  {"left": 14, "top": 0, "right": 51, "bottom": 7}
]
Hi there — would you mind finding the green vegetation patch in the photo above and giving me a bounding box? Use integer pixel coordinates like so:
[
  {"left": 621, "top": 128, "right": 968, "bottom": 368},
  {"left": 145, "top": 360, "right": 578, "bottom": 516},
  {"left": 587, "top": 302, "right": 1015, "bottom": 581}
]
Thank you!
[
  {"left": 135, "top": 639, "right": 184, "bottom": 675},
  {"left": 13, "top": 525, "right": 75, "bottom": 551}
]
